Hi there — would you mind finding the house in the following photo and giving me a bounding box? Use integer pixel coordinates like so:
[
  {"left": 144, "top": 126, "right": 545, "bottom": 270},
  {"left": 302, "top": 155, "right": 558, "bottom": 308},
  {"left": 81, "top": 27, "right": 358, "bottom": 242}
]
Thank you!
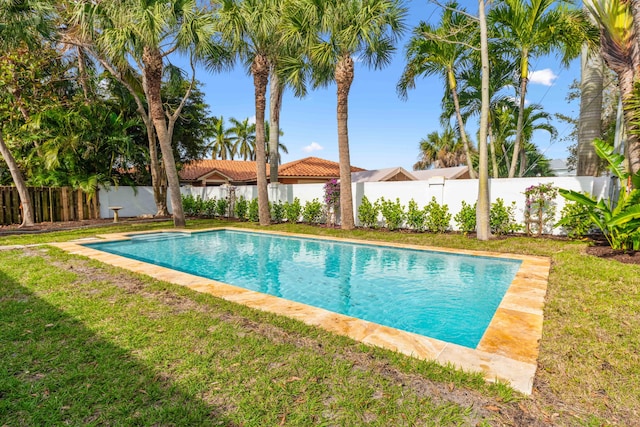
[
  {"left": 179, "top": 157, "right": 366, "bottom": 186},
  {"left": 179, "top": 159, "right": 262, "bottom": 186},
  {"left": 277, "top": 157, "right": 366, "bottom": 184},
  {"left": 350, "top": 165, "right": 470, "bottom": 183},
  {"left": 411, "top": 166, "right": 470, "bottom": 180},
  {"left": 351, "top": 167, "right": 417, "bottom": 183},
  {"left": 549, "top": 159, "right": 575, "bottom": 177}
]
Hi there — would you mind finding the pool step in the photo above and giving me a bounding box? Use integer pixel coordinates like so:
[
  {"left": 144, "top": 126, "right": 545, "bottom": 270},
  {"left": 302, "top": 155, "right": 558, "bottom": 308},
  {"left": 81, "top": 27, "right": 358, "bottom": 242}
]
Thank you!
[{"left": 130, "top": 232, "right": 191, "bottom": 242}]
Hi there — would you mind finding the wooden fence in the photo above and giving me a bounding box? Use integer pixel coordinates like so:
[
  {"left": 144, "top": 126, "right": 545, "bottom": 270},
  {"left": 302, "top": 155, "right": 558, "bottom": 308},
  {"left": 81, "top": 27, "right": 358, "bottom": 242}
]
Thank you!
[{"left": 0, "top": 187, "right": 100, "bottom": 226}]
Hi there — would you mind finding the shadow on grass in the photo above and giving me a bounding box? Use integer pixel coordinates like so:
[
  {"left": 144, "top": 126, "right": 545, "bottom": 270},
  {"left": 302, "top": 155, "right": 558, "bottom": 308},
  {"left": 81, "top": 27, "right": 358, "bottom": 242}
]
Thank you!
[{"left": 0, "top": 269, "right": 232, "bottom": 426}]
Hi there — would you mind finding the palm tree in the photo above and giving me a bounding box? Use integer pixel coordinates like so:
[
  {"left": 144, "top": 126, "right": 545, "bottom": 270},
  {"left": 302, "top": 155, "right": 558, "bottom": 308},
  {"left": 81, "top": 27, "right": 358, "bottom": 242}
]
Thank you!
[
  {"left": 577, "top": 6, "right": 604, "bottom": 177},
  {"left": 490, "top": 0, "right": 595, "bottom": 177},
  {"left": 0, "top": 0, "right": 54, "bottom": 227},
  {"left": 73, "top": 0, "right": 225, "bottom": 227},
  {"left": 218, "top": 0, "right": 285, "bottom": 226},
  {"left": 229, "top": 117, "right": 256, "bottom": 161},
  {"left": 586, "top": 0, "right": 640, "bottom": 176},
  {"left": 208, "top": 116, "right": 235, "bottom": 159},
  {"left": 413, "top": 128, "right": 467, "bottom": 170},
  {"left": 398, "top": 2, "right": 477, "bottom": 179},
  {"left": 511, "top": 104, "right": 558, "bottom": 175},
  {"left": 477, "top": 0, "right": 491, "bottom": 240},
  {"left": 455, "top": 54, "right": 516, "bottom": 178},
  {"left": 304, "top": 0, "right": 406, "bottom": 230}
]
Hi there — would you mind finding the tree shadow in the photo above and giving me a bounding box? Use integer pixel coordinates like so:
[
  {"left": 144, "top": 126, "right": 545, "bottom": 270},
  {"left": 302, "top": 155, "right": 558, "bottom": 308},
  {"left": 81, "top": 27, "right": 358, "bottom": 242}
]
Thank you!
[{"left": 0, "top": 269, "right": 234, "bottom": 426}]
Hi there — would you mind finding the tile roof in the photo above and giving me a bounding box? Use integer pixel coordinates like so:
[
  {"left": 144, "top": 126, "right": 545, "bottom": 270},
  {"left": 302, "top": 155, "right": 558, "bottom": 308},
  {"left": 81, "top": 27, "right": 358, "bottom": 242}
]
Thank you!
[
  {"left": 278, "top": 157, "right": 366, "bottom": 177},
  {"left": 179, "top": 159, "right": 264, "bottom": 182},
  {"left": 180, "top": 157, "right": 366, "bottom": 182},
  {"left": 351, "top": 167, "right": 417, "bottom": 183},
  {"left": 411, "top": 166, "right": 469, "bottom": 180}
]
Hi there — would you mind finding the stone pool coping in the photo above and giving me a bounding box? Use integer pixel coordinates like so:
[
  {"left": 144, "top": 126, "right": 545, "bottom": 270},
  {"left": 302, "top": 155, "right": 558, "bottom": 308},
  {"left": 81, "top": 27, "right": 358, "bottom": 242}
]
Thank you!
[{"left": 53, "top": 227, "right": 550, "bottom": 395}]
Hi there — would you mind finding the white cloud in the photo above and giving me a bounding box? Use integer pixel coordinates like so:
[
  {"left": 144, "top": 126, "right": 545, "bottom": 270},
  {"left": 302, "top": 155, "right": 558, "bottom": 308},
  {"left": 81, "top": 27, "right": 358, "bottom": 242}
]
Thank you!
[
  {"left": 529, "top": 69, "right": 558, "bottom": 86},
  {"left": 302, "top": 142, "right": 324, "bottom": 153},
  {"left": 248, "top": 115, "right": 256, "bottom": 125}
]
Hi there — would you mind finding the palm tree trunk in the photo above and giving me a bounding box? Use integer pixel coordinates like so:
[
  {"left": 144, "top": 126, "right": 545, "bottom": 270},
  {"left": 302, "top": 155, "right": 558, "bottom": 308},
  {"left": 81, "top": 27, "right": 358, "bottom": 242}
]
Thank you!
[
  {"left": 619, "top": 67, "right": 640, "bottom": 175},
  {"left": 476, "top": 0, "right": 491, "bottom": 241},
  {"left": 450, "top": 73, "right": 477, "bottom": 179},
  {"left": 0, "top": 130, "right": 34, "bottom": 227},
  {"left": 488, "top": 125, "right": 499, "bottom": 178},
  {"left": 577, "top": 45, "right": 603, "bottom": 176},
  {"left": 269, "top": 71, "right": 283, "bottom": 184},
  {"left": 142, "top": 47, "right": 186, "bottom": 228},
  {"left": 509, "top": 53, "right": 528, "bottom": 178},
  {"left": 147, "top": 127, "right": 169, "bottom": 216},
  {"left": 252, "top": 54, "right": 271, "bottom": 226},
  {"left": 336, "top": 55, "right": 355, "bottom": 230}
]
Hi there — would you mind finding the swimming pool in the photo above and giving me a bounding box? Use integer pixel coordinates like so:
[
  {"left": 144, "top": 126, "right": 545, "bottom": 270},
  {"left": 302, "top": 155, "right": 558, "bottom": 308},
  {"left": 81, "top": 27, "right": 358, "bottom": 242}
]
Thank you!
[{"left": 85, "top": 229, "right": 521, "bottom": 348}]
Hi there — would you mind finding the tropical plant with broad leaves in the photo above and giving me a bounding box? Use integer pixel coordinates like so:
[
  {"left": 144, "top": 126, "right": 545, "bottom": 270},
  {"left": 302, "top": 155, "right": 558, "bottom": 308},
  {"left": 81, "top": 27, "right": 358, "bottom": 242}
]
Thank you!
[{"left": 559, "top": 138, "right": 640, "bottom": 250}]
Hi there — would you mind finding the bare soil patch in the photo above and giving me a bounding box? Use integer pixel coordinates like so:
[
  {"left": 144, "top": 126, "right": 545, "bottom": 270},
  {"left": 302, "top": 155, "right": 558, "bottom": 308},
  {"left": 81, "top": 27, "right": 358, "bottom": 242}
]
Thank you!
[
  {"left": 0, "top": 217, "right": 167, "bottom": 235},
  {"left": 586, "top": 244, "right": 640, "bottom": 265}
]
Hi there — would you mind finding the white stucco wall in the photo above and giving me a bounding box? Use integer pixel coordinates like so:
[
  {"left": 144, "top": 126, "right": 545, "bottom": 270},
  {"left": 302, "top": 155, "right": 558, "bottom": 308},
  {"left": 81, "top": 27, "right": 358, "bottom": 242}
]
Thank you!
[{"left": 98, "top": 176, "right": 611, "bottom": 233}]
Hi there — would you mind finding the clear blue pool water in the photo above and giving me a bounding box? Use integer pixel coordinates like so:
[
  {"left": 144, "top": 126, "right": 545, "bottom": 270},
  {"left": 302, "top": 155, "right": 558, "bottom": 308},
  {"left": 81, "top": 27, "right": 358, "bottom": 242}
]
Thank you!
[{"left": 85, "top": 230, "right": 521, "bottom": 348}]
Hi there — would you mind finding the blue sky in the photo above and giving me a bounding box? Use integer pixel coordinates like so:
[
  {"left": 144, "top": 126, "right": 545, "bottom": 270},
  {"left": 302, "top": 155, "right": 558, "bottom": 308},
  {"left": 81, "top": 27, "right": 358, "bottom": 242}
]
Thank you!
[{"left": 184, "top": 0, "right": 581, "bottom": 171}]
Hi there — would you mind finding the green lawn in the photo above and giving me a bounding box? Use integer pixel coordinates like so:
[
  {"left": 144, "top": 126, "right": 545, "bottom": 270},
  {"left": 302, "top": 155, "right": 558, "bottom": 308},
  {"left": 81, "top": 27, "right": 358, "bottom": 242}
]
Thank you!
[{"left": 1, "top": 220, "right": 638, "bottom": 425}]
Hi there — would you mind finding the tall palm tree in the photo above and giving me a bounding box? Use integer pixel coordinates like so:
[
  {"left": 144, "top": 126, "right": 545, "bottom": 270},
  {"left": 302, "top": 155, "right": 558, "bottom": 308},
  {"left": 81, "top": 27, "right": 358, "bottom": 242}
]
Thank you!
[
  {"left": 63, "top": 2, "right": 169, "bottom": 216},
  {"left": 398, "top": 2, "right": 477, "bottom": 178},
  {"left": 229, "top": 117, "right": 256, "bottom": 161},
  {"left": 413, "top": 128, "right": 467, "bottom": 170},
  {"left": 218, "top": 0, "right": 285, "bottom": 226},
  {"left": 304, "top": 0, "right": 406, "bottom": 230},
  {"left": 73, "top": 0, "right": 226, "bottom": 227},
  {"left": 0, "top": 0, "right": 54, "bottom": 227},
  {"left": 208, "top": 116, "right": 235, "bottom": 159},
  {"left": 577, "top": 6, "right": 604, "bottom": 177},
  {"left": 477, "top": 0, "right": 491, "bottom": 240},
  {"left": 586, "top": 0, "right": 640, "bottom": 176},
  {"left": 490, "top": 0, "right": 595, "bottom": 177}
]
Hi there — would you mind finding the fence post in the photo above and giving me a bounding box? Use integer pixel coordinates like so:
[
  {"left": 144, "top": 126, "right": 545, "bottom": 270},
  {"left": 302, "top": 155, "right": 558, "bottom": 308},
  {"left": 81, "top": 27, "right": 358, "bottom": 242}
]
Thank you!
[{"left": 76, "top": 189, "right": 84, "bottom": 220}]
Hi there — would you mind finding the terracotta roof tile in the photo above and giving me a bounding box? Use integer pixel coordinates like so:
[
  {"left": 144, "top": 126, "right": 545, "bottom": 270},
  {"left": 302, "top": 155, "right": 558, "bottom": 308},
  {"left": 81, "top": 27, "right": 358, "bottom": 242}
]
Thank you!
[
  {"left": 180, "top": 159, "right": 263, "bottom": 182},
  {"left": 180, "top": 157, "right": 366, "bottom": 182},
  {"left": 278, "top": 157, "right": 365, "bottom": 177}
]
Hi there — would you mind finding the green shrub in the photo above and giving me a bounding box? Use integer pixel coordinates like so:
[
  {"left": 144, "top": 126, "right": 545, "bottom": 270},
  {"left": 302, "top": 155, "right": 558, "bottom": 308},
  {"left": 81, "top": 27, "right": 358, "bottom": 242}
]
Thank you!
[
  {"left": 424, "top": 197, "right": 451, "bottom": 233},
  {"left": 247, "top": 198, "right": 259, "bottom": 222},
  {"left": 556, "top": 199, "right": 594, "bottom": 239},
  {"left": 203, "top": 197, "right": 217, "bottom": 216},
  {"left": 454, "top": 201, "right": 476, "bottom": 233},
  {"left": 379, "top": 197, "right": 405, "bottom": 231},
  {"left": 284, "top": 198, "right": 302, "bottom": 223},
  {"left": 234, "top": 196, "right": 248, "bottom": 220},
  {"left": 406, "top": 199, "right": 426, "bottom": 231},
  {"left": 271, "top": 200, "right": 285, "bottom": 223},
  {"left": 215, "top": 198, "right": 229, "bottom": 217},
  {"left": 357, "top": 195, "right": 380, "bottom": 228},
  {"left": 182, "top": 194, "right": 198, "bottom": 216},
  {"left": 302, "top": 199, "right": 324, "bottom": 224},
  {"left": 490, "top": 198, "right": 522, "bottom": 235}
]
